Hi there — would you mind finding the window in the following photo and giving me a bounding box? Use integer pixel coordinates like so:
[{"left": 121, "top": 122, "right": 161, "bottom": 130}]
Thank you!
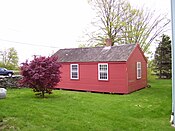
[
  {"left": 98, "top": 63, "right": 108, "bottom": 80},
  {"left": 70, "top": 64, "right": 79, "bottom": 79},
  {"left": 137, "top": 62, "right": 141, "bottom": 79}
]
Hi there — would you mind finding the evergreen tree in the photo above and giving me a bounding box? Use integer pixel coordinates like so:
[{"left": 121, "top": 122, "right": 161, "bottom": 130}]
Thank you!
[{"left": 154, "top": 34, "right": 171, "bottom": 79}]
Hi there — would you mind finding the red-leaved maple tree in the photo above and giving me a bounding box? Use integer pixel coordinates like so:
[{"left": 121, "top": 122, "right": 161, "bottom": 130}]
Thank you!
[{"left": 20, "top": 56, "right": 61, "bottom": 98}]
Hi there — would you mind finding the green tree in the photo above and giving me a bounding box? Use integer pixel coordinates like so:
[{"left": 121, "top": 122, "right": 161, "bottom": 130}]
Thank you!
[
  {"left": 86, "top": 0, "right": 170, "bottom": 53},
  {"left": 154, "top": 34, "right": 171, "bottom": 79},
  {"left": 0, "top": 47, "right": 19, "bottom": 70}
]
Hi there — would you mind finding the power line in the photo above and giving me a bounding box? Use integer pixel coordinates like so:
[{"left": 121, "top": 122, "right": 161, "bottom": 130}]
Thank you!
[{"left": 0, "top": 38, "right": 60, "bottom": 48}]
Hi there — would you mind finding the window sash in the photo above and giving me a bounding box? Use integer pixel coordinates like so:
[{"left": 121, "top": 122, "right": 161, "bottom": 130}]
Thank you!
[
  {"left": 98, "top": 63, "right": 108, "bottom": 80},
  {"left": 70, "top": 64, "right": 79, "bottom": 79},
  {"left": 137, "top": 62, "right": 141, "bottom": 79}
]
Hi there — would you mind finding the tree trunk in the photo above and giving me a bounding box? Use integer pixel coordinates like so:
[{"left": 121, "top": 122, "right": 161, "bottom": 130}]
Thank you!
[
  {"left": 42, "top": 90, "right": 45, "bottom": 98},
  {"left": 160, "top": 69, "right": 162, "bottom": 79}
]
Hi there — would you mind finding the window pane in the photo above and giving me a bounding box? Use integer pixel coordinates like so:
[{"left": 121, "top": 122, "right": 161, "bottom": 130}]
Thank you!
[
  {"left": 100, "top": 72, "right": 107, "bottom": 79},
  {"left": 71, "top": 64, "right": 78, "bottom": 79},
  {"left": 137, "top": 62, "right": 141, "bottom": 79},
  {"left": 98, "top": 64, "right": 108, "bottom": 80},
  {"left": 100, "top": 65, "right": 107, "bottom": 71},
  {"left": 72, "top": 72, "right": 78, "bottom": 78},
  {"left": 72, "top": 65, "right": 77, "bottom": 68},
  {"left": 100, "top": 65, "right": 102, "bottom": 70},
  {"left": 138, "top": 69, "right": 141, "bottom": 78},
  {"left": 72, "top": 65, "right": 77, "bottom": 71},
  {"left": 137, "top": 62, "right": 141, "bottom": 68}
]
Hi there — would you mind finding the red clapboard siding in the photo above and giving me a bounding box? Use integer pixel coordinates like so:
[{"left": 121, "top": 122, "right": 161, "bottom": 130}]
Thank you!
[
  {"left": 127, "top": 45, "right": 147, "bottom": 93},
  {"left": 56, "top": 62, "right": 128, "bottom": 93}
]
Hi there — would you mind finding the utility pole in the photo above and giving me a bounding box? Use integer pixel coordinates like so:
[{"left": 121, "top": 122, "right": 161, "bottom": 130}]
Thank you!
[{"left": 171, "top": 0, "right": 175, "bottom": 126}]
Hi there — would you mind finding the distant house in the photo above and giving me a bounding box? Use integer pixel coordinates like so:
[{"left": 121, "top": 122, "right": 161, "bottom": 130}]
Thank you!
[{"left": 54, "top": 42, "right": 147, "bottom": 94}]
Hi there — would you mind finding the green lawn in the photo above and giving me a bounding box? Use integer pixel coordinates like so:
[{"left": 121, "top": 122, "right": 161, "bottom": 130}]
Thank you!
[{"left": 0, "top": 79, "right": 173, "bottom": 131}]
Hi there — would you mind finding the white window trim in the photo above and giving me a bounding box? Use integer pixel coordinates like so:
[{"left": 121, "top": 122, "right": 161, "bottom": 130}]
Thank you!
[
  {"left": 70, "top": 64, "right": 79, "bottom": 79},
  {"left": 98, "top": 63, "right": 108, "bottom": 81},
  {"left": 137, "top": 62, "right": 141, "bottom": 79}
]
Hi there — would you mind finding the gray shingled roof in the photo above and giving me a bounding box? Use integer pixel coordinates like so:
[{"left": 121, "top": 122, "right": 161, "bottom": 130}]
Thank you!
[{"left": 54, "top": 44, "right": 137, "bottom": 62}]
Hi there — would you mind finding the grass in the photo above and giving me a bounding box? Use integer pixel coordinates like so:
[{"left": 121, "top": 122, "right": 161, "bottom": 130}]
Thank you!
[{"left": 0, "top": 79, "right": 173, "bottom": 131}]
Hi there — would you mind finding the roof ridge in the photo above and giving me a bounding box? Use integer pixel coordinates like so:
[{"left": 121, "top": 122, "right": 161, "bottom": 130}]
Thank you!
[{"left": 59, "top": 46, "right": 102, "bottom": 50}]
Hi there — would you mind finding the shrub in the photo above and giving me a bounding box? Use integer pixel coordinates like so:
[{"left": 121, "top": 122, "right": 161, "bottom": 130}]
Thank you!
[{"left": 20, "top": 56, "right": 61, "bottom": 98}]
